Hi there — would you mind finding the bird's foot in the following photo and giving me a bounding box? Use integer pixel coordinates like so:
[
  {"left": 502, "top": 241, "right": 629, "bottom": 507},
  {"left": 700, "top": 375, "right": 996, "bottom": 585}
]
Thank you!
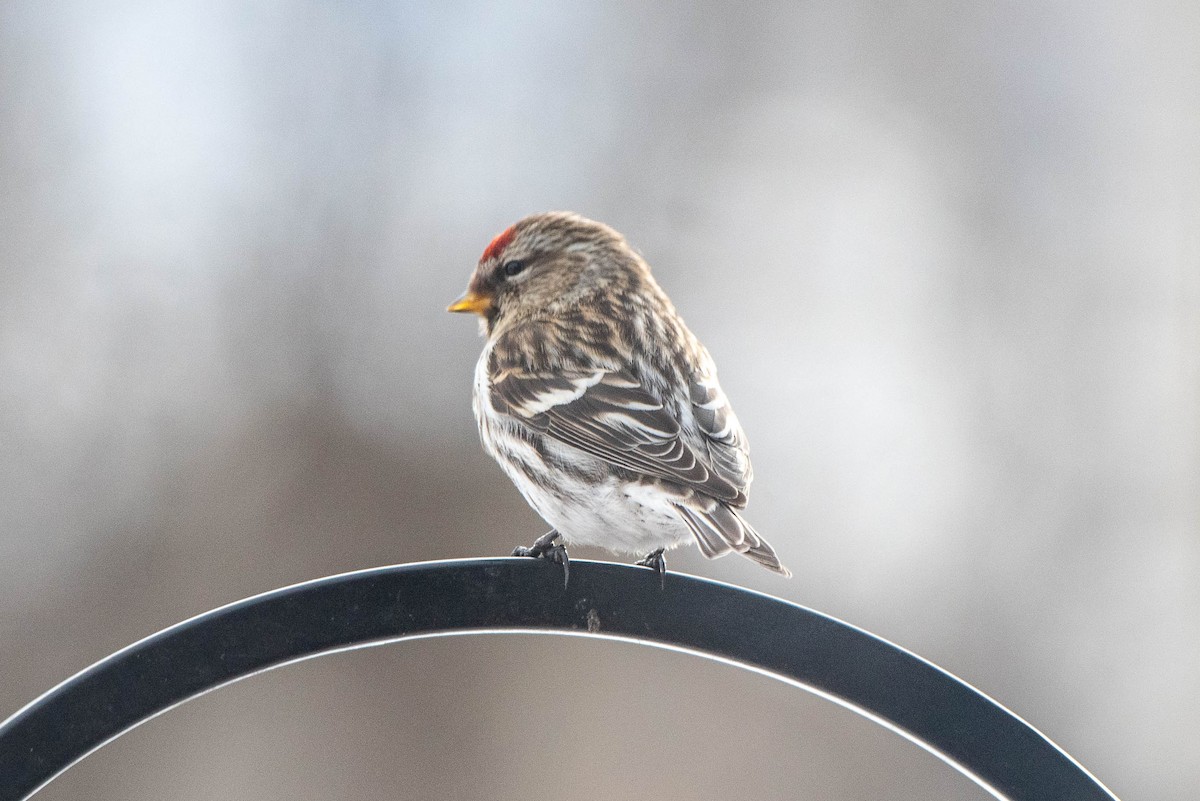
[
  {"left": 636, "top": 548, "right": 667, "bottom": 588},
  {"left": 512, "top": 529, "right": 569, "bottom": 587}
]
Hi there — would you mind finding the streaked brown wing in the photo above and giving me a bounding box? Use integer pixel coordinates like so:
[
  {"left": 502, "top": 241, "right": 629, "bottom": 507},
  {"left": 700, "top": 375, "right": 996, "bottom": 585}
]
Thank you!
[
  {"left": 688, "top": 367, "right": 754, "bottom": 492},
  {"left": 489, "top": 364, "right": 749, "bottom": 506}
]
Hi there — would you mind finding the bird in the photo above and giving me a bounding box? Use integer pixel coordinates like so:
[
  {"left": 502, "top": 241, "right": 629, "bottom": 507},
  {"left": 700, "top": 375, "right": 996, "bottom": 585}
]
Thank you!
[{"left": 448, "top": 212, "right": 790, "bottom": 581}]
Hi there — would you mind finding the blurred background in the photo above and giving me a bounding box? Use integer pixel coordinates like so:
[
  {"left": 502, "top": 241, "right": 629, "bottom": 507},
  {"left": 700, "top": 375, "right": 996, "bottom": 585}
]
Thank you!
[{"left": 1, "top": 1, "right": 1197, "bottom": 799}]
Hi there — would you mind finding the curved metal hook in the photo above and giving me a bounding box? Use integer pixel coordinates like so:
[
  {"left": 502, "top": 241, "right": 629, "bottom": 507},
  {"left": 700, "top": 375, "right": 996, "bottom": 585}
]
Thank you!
[{"left": 0, "top": 559, "right": 1118, "bottom": 801}]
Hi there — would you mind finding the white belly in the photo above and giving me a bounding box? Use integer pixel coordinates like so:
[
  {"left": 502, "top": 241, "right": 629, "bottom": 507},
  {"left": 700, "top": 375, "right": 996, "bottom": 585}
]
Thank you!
[{"left": 516, "top": 465, "right": 694, "bottom": 555}]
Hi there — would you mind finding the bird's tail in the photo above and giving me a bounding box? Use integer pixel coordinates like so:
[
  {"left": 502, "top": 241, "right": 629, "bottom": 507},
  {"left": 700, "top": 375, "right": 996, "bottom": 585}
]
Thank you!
[{"left": 673, "top": 502, "right": 791, "bottom": 577}]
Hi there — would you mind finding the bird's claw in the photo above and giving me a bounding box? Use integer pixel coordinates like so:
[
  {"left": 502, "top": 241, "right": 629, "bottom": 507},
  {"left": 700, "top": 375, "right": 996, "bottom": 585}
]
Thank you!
[
  {"left": 636, "top": 548, "right": 666, "bottom": 589},
  {"left": 512, "top": 530, "right": 570, "bottom": 587}
]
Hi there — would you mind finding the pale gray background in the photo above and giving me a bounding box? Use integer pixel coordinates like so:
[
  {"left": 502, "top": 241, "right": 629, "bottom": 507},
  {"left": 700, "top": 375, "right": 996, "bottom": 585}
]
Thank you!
[{"left": 2, "top": 2, "right": 1197, "bottom": 799}]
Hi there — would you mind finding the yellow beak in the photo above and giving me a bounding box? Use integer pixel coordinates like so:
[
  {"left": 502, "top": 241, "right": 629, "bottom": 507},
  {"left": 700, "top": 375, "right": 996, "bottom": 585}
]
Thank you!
[{"left": 446, "top": 290, "right": 493, "bottom": 316}]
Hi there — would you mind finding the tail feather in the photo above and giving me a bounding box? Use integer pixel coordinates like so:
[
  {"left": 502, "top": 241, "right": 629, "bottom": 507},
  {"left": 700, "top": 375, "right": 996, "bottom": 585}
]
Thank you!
[
  {"left": 673, "top": 502, "right": 791, "bottom": 577},
  {"left": 675, "top": 504, "right": 735, "bottom": 559}
]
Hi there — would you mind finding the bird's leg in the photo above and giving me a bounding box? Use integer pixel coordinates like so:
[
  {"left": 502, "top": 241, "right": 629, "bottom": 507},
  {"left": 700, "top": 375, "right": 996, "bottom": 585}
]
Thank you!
[
  {"left": 512, "top": 529, "right": 561, "bottom": 557},
  {"left": 512, "top": 529, "right": 569, "bottom": 587},
  {"left": 636, "top": 548, "right": 667, "bottom": 588}
]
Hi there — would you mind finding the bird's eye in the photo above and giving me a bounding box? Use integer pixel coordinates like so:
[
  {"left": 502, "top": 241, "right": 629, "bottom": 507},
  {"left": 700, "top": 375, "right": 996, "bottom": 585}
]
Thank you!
[{"left": 502, "top": 259, "right": 525, "bottom": 277}]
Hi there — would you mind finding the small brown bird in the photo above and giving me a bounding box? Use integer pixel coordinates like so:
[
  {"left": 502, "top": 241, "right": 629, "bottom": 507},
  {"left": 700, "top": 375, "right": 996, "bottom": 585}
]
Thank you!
[{"left": 448, "top": 212, "right": 790, "bottom": 579}]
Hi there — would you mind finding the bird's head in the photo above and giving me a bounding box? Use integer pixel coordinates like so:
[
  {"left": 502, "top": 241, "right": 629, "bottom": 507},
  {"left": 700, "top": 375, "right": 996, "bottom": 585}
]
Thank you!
[{"left": 448, "top": 212, "right": 652, "bottom": 335}]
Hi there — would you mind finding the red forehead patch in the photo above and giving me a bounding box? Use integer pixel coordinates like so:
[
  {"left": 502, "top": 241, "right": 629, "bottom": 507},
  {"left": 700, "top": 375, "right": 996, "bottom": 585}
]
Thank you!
[{"left": 480, "top": 225, "right": 516, "bottom": 263}]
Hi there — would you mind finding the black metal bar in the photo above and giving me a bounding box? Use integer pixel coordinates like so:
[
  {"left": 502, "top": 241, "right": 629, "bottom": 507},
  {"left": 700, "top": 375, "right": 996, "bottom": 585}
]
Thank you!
[{"left": 0, "top": 558, "right": 1118, "bottom": 801}]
